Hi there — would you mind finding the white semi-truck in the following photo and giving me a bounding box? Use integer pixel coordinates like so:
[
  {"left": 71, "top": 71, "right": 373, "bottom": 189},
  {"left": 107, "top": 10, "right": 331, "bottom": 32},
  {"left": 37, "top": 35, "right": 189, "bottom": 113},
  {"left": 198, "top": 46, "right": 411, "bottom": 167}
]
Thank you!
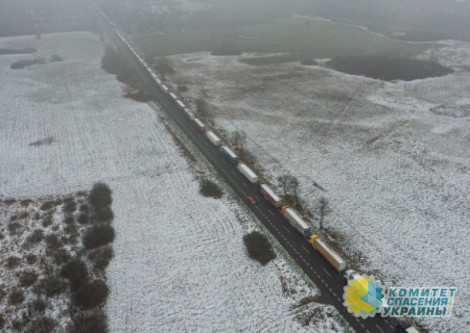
[
  {"left": 281, "top": 206, "right": 311, "bottom": 236},
  {"left": 206, "top": 130, "right": 222, "bottom": 147},
  {"left": 237, "top": 163, "right": 259, "bottom": 183}
]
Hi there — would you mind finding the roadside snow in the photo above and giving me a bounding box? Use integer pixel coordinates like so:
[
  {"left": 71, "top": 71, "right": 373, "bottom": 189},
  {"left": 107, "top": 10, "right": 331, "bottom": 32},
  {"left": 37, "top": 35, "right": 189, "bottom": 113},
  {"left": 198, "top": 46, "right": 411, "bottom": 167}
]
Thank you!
[
  {"left": 0, "top": 32, "right": 349, "bottom": 332},
  {"left": 165, "top": 45, "right": 470, "bottom": 333}
]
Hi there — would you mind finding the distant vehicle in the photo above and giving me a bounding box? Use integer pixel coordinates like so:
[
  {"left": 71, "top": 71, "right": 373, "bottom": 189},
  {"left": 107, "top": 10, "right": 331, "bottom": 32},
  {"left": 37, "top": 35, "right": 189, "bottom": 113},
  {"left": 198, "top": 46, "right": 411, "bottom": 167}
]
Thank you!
[
  {"left": 160, "top": 84, "right": 169, "bottom": 94},
  {"left": 176, "top": 100, "right": 186, "bottom": 110},
  {"left": 206, "top": 130, "right": 222, "bottom": 147},
  {"left": 247, "top": 196, "right": 256, "bottom": 205},
  {"left": 259, "top": 184, "right": 282, "bottom": 208},
  {"left": 220, "top": 145, "right": 238, "bottom": 165},
  {"left": 169, "top": 92, "right": 178, "bottom": 101},
  {"left": 396, "top": 322, "right": 420, "bottom": 333},
  {"left": 237, "top": 163, "right": 259, "bottom": 184},
  {"left": 309, "top": 234, "right": 347, "bottom": 272},
  {"left": 280, "top": 206, "right": 311, "bottom": 237},
  {"left": 193, "top": 118, "right": 206, "bottom": 132},
  {"left": 183, "top": 108, "right": 195, "bottom": 121}
]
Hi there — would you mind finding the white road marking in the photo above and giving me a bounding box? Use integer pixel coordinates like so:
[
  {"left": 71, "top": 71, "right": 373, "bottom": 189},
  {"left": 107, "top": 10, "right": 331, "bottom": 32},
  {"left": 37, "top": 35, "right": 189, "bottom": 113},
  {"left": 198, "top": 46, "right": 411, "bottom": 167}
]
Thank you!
[
  {"left": 254, "top": 195, "right": 260, "bottom": 201},
  {"left": 269, "top": 210, "right": 275, "bottom": 216},
  {"left": 322, "top": 267, "right": 332, "bottom": 277},
  {"left": 301, "top": 245, "right": 310, "bottom": 254},
  {"left": 283, "top": 226, "right": 291, "bottom": 234},
  {"left": 375, "top": 324, "right": 385, "bottom": 333}
]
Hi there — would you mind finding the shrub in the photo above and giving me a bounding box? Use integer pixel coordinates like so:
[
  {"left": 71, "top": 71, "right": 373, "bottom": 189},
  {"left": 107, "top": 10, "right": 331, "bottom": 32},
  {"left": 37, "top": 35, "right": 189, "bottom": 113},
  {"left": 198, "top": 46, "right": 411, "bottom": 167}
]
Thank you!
[
  {"left": 40, "top": 201, "right": 53, "bottom": 211},
  {"left": 70, "top": 312, "right": 108, "bottom": 333},
  {"left": 45, "top": 234, "right": 63, "bottom": 252},
  {"left": 243, "top": 231, "right": 276, "bottom": 266},
  {"left": 74, "top": 280, "right": 109, "bottom": 309},
  {"left": 8, "top": 222, "right": 21, "bottom": 235},
  {"left": 31, "top": 298, "right": 46, "bottom": 313},
  {"left": 63, "top": 199, "right": 77, "bottom": 213},
  {"left": 61, "top": 258, "right": 89, "bottom": 290},
  {"left": 25, "top": 316, "right": 57, "bottom": 333},
  {"left": 95, "top": 206, "right": 114, "bottom": 222},
  {"left": 64, "top": 215, "right": 75, "bottom": 224},
  {"left": 10, "top": 214, "right": 17, "bottom": 221},
  {"left": 79, "top": 204, "right": 89, "bottom": 214},
  {"left": 26, "top": 254, "right": 37, "bottom": 265},
  {"left": 20, "top": 199, "right": 33, "bottom": 207},
  {"left": 153, "top": 57, "right": 176, "bottom": 74},
  {"left": 0, "top": 316, "right": 4, "bottom": 329},
  {"left": 26, "top": 229, "right": 44, "bottom": 243},
  {"left": 8, "top": 288, "right": 25, "bottom": 305},
  {"left": 53, "top": 249, "right": 71, "bottom": 265},
  {"left": 89, "top": 246, "right": 114, "bottom": 271},
  {"left": 83, "top": 225, "right": 115, "bottom": 249},
  {"left": 89, "top": 183, "right": 112, "bottom": 208},
  {"left": 42, "top": 213, "right": 53, "bottom": 227},
  {"left": 6, "top": 256, "right": 21, "bottom": 269},
  {"left": 19, "top": 210, "right": 29, "bottom": 219},
  {"left": 199, "top": 179, "right": 223, "bottom": 198},
  {"left": 78, "top": 214, "right": 89, "bottom": 224},
  {"left": 18, "top": 270, "right": 38, "bottom": 287}
]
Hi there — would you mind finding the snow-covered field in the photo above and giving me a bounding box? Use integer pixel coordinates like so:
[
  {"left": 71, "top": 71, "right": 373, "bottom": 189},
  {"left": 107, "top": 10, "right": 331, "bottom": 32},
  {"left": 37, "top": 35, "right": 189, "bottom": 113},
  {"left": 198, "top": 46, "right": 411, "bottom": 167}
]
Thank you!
[
  {"left": 0, "top": 32, "right": 351, "bottom": 332},
  {"left": 165, "top": 41, "right": 470, "bottom": 332}
]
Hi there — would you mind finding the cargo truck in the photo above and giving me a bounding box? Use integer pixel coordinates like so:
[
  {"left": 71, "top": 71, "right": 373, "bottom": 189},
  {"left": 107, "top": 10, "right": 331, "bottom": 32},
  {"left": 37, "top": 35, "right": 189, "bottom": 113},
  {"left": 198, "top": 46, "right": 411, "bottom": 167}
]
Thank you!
[
  {"left": 281, "top": 206, "right": 311, "bottom": 236},
  {"left": 220, "top": 146, "right": 238, "bottom": 165},
  {"left": 308, "top": 235, "right": 347, "bottom": 272},
  {"left": 193, "top": 118, "right": 206, "bottom": 132},
  {"left": 183, "top": 108, "right": 195, "bottom": 121},
  {"left": 396, "top": 323, "right": 420, "bottom": 333},
  {"left": 237, "top": 163, "right": 259, "bottom": 184},
  {"left": 161, "top": 84, "right": 169, "bottom": 94},
  {"left": 259, "top": 184, "right": 282, "bottom": 208},
  {"left": 176, "top": 100, "right": 185, "bottom": 110},
  {"left": 169, "top": 92, "right": 178, "bottom": 101},
  {"left": 206, "top": 130, "right": 222, "bottom": 147}
]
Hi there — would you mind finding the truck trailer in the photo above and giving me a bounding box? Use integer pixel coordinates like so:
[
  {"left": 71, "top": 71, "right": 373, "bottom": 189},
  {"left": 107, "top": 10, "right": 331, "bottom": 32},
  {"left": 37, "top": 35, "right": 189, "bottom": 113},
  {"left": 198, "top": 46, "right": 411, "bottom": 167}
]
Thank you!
[
  {"left": 169, "top": 92, "right": 178, "bottom": 101},
  {"left": 206, "top": 130, "right": 222, "bottom": 147},
  {"left": 183, "top": 108, "right": 195, "bottom": 121},
  {"left": 193, "top": 118, "right": 206, "bottom": 132},
  {"left": 259, "top": 184, "right": 282, "bottom": 208},
  {"left": 160, "top": 84, "right": 169, "bottom": 94},
  {"left": 237, "top": 163, "right": 259, "bottom": 184},
  {"left": 220, "top": 146, "right": 238, "bottom": 165},
  {"left": 281, "top": 206, "right": 311, "bottom": 236},
  {"left": 309, "top": 235, "right": 347, "bottom": 272}
]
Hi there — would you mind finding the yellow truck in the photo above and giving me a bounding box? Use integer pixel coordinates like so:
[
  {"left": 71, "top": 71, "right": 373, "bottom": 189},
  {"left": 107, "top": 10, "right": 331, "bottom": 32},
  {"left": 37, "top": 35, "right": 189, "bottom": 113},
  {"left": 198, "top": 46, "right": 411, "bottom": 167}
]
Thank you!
[{"left": 309, "top": 235, "right": 347, "bottom": 272}]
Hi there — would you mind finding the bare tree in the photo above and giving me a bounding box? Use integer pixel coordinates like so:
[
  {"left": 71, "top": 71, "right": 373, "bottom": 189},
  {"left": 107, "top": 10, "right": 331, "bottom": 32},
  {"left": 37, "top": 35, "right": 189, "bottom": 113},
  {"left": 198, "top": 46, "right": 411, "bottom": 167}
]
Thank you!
[
  {"left": 287, "top": 177, "right": 300, "bottom": 204},
  {"left": 317, "top": 197, "right": 330, "bottom": 230},
  {"left": 196, "top": 98, "right": 207, "bottom": 116},
  {"left": 277, "top": 175, "right": 289, "bottom": 196},
  {"left": 230, "top": 130, "right": 246, "bottom": 152}
]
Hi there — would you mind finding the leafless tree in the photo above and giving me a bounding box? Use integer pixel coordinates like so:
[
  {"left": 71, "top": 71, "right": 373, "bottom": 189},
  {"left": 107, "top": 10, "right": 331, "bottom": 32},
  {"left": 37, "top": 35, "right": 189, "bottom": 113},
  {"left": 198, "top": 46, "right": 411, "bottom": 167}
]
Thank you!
[
  {"left": 317, "top": 197, "right": 330, "bottom": 230},
  {"left": 196, "top": 98, "right": 207, "bottom": 116},
  {"left": 287, "top": 177, "right": 300, "bottom": 204},
  {"left": 230, "top": 130, "right": 246, "bottom": 151}
]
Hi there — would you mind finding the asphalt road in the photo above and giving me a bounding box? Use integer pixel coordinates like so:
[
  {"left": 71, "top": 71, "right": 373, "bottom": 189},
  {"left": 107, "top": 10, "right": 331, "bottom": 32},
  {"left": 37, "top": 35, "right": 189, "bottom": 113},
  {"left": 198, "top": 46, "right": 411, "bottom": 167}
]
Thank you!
[{"left": 93, "top": 6, "right": 402, "bottom": 333}]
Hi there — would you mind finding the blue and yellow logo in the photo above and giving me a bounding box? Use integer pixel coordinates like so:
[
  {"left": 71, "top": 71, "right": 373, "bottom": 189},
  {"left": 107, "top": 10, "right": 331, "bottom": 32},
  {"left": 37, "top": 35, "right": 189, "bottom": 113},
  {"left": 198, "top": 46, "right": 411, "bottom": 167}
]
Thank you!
[{"left": 344, "top": 275, "right": 384, "bottom": 318}]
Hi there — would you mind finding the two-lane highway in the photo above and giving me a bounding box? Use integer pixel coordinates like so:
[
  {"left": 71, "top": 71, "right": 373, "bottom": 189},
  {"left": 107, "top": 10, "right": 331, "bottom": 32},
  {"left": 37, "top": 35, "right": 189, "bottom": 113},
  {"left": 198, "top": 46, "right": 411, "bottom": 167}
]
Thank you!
[{"left": 92, "top": 6, "right": 402, "bottom": 332}]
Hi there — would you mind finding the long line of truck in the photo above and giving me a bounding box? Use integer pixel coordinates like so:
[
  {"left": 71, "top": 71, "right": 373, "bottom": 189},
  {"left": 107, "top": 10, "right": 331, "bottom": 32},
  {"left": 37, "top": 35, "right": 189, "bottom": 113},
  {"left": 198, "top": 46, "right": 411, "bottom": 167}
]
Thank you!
[{"left": 113, "top": 24, "right": 351, "bottom": 277}]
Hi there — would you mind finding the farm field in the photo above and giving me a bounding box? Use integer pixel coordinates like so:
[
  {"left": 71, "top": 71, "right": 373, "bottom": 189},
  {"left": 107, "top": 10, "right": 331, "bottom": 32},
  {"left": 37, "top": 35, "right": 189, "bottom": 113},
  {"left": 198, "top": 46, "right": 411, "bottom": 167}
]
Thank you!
[
  {"left": 162, "top": 38, "right": 470, "bottom": 333},
  {"left": 0, "top": 32, "right": 351, "bottom": 332},
  {"left": 135, "top": 17, "right": 436, "bottom": 63}
]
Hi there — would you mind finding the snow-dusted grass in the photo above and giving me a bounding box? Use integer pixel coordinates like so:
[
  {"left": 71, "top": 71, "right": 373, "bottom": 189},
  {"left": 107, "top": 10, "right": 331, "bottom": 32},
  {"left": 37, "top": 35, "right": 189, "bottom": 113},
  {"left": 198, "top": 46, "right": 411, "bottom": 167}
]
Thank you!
[
  {"left": 164, "top": 40, "right": 470, "bottom": 333},
  {"left": 0, "top": 32, "right": 349, "bottom": 332}
]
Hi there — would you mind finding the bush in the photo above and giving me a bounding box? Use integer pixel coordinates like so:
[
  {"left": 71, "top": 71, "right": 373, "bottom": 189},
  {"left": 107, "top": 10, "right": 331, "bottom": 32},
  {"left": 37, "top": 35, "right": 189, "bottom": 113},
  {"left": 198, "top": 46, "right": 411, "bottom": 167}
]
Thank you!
[
  {"left": 89, "top": 246, "right": 114, "bottom": 271},
  {"left": 89, "top": 183, "right": 112, "bottom": 208},
  {"left": 79, "top": 204, "right": 89, "bottom": 214},
  {"left": 26, "top": 254, "right": 37, "bottom": 265},
  {"left": 26, "top": 229, "right": 44, "bottom": 243},
  {"left": 6, "top": 256, "right": 21, "bottom": 269},
  {"left": 63, "top": 199, "right": 77, "bottom": 213},
  {"left": 45, "top": 234, "right": 63, "bottom": 252},
  {"left": 8, "top": 222, "right": 21, "bottom": 235},
  {"left": 31, "top": 298, "right": 46, "bottom": 313},
  {"left": 78, "top": 214, "right": 89, "bottom": 224},
  {"left": 18, "top": 270, "right": 38, "bottom": 287},
  {"left": 42, "top": 213, "right": 53, "bottom": 227},
  {"left": 61, "top": 258, "right": 89, "bottom": 290},
  {"left": 25, "top": 316, "right": 57, "bottom": 333},
  {"left": 243, "top": 231, "right": 276, "bottom": 266},
  {"left": 40, "top": 201, "right": 53, "bottom": 211},
  {"left": 83, "top": 225, "right": 115, "bottom": 249},
  {"left": 95, "top": 206, "right": 114, "bottom": 222},
  {"left": 199, "top": 179, "right": 223, "bottom": 198},
  {"left": 70, "top": 312, "right": 108, "bottom": 333},
  {"left": 8, "top": 289, "right": 25, "bottom": 305},
  {"left": 74, "top": 280, "right": 109, "bottom": 309},
  {"left": 64, "top": 215, "right": 75, "bottom": 224}
]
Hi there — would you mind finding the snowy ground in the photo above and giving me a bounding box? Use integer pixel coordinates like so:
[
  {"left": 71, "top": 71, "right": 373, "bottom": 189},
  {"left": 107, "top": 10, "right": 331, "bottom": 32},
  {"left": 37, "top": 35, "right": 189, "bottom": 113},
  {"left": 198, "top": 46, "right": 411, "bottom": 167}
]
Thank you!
[
  {"left": 164, "top": 41, "right": 470, "bottom": 333},
  {"left": 0, "top": 32, "right": 351, "bottom": 332}
]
